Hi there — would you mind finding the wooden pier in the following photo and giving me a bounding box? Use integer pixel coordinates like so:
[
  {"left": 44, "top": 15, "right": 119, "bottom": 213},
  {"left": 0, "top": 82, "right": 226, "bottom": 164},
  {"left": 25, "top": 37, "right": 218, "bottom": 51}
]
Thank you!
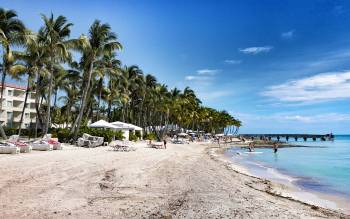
[{"left": 241, "top": 134, "right": 334, "bottom": 141}]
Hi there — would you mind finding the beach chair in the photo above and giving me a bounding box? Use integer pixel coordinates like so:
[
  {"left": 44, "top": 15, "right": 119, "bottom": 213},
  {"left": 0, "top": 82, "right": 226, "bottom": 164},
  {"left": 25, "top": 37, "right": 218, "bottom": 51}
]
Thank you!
[
  {"left": 29, "top": 140, "right": 53, "bottom": 151},
  {"left": 78, "top": 133, "right": 104, "bottom": 148},
  {"left": 7, "top": 135, "right": 32, "bottom": 153},
  {"left": 0, "top": 142, "right": 20, "bottom": 154},
  {"left": 43, "top": 134, "right": 62, "bottom": 150},
  {"left": 151, "top": 142, "right": 164, "bottom": 149}
]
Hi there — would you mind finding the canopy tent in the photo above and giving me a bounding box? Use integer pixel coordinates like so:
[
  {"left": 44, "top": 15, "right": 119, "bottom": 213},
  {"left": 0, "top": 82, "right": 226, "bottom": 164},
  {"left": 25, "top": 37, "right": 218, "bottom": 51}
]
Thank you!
[
  {"left": 88, "top": 120, "right": 120, "bottom": 129},
  {"left": 111, "top": 121, "right": 143, "bottom": 140},
  {"left": 111, "top": 121, "right": 134, "bottom": 129},
  {"left": 127, "top": 124, "right": 143, "bottom": 131}
]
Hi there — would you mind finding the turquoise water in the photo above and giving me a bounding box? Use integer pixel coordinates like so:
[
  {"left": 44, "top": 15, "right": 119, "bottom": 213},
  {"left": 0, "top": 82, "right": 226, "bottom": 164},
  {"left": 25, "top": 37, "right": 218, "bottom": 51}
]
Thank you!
[{"left": 226, "top": 135, "right": 350, "bottom": 198}]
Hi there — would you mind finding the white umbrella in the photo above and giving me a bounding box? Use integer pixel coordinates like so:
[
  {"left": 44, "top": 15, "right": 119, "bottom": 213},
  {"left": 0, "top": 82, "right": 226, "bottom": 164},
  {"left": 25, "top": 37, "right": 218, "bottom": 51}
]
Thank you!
[
  {"left": 178, "top": 132, "right": 188, "bottom": 137},
  {"left": 88, "top": 120, "right": 120, "bottom": 129}
]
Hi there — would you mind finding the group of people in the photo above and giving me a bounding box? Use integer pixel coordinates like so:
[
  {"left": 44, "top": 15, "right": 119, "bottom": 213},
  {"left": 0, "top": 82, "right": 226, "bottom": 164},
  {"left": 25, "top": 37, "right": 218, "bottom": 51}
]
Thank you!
[{"left": 248, "top": 142, "right": 279, "bottom": 153}]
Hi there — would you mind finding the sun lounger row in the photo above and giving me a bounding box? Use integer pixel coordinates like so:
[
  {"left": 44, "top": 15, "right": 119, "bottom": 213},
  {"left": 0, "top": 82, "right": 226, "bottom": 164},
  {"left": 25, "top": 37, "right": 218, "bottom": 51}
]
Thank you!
[
  {"left": 0, "top": 135, "right": 62, "bottom": 154},
  {"left": 77, "top": 133, "right": 104, "bottom": 148}
]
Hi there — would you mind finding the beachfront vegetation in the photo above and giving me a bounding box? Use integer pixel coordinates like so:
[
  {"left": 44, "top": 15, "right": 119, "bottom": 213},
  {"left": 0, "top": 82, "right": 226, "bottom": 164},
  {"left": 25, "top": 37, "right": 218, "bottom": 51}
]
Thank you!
[{"left": 0, "top": 8, "right": 241, "bottom": 140}]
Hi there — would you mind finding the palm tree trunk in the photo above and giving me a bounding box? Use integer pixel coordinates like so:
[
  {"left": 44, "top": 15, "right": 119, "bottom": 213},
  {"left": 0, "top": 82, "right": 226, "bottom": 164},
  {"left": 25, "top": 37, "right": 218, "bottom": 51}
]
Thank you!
[
  {"left": 53, "top": 88, "right": 58, "bottom": 108},
  {"left": 18, "top": 78, "right": 30, "bottom": 137},
  {"left": 0, "top": 69, "right": 8, "bottom": 139},
  {"left": 71, "top": 61, "right": 94, "bottom": 139},
  {"left": 97, "top": 85, "right": 102, "bottom": 120},
  {"left": 44, "top": 66, "right": 54, "bottom": 135}
]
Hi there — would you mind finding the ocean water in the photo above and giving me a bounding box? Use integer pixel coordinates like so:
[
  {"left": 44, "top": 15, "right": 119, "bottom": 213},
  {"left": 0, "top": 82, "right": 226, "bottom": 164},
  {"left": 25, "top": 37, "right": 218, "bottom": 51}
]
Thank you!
[{"left": 226, "top": 135, "right": 350, "bottom": 199}]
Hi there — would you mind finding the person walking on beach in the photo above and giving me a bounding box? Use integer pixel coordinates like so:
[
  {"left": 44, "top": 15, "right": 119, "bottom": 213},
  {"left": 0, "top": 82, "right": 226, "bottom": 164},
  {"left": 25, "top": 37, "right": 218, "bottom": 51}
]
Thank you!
[{"left": 273, "top": 142, "right": 279, "bottom": 153}]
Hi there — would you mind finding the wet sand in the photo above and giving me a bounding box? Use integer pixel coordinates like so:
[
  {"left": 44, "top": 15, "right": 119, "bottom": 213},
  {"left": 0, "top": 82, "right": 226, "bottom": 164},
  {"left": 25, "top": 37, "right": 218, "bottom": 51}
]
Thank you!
[{"left": 0, "top": 142, "right": 348, "bottom": 218}]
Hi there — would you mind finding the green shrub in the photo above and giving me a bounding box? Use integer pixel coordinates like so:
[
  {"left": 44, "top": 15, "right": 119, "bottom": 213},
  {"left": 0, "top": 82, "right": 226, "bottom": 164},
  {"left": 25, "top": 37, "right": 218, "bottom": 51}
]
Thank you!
[
  {"left": 129, "top": 132, "right": 138, "bottom": 141},
  {"left": 135, "top": 131, "right": 141, "bottom": 139},
  {"left": 144, "top": 132, "right": 156, "bottom": 140},
  {"left": 54, "top": 127, "right": 126, "bottom": 143}
]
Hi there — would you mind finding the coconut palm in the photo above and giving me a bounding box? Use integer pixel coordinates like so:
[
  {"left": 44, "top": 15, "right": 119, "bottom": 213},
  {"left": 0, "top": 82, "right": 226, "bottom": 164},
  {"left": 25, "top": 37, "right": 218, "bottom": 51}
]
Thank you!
[
  {"left": 0, "top": 8, "right": 26, "bottom": 139},
  {"left": 10, "top": 33, "right": 47, "bottom": 136},
  {"left": 38, "top": 13, "right": 75, "bottom": 135},
  {"left": 70, "top": 20, "right": 122, "bottom": 139}
]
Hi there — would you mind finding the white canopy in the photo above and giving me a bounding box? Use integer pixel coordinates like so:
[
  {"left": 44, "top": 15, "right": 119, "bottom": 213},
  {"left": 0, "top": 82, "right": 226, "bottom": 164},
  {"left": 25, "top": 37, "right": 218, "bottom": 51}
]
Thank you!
[
  {"left": 88, "top": 120, "right": 120, "bottom": 129},
  {"left": 128, "top": 124, "right": 143, "bottom": 131},
  {"left": 111, "top": 121, "right": 134, "bottom": 129}
]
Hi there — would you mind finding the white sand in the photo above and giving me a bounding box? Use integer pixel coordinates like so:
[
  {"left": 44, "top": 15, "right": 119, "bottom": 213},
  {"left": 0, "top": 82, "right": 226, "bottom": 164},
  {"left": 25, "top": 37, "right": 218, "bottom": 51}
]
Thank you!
[{"left": 0, "top": 142, "right": 348, "bottom": 218}]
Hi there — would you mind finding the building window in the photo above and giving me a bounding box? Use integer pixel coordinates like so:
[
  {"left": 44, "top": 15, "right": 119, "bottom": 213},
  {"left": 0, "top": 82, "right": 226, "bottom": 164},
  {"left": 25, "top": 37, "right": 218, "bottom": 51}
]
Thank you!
[
  {"left": 7, "top": 90, "right": 13, "bottom": 96},
  {"left": 7, "top": 112, "right": 13, "bottom": 128},
  {"left": 7, "top": 101, "right": 13, "bottom": 107},
  {"left": 25, "top": 113, "right": 30, "bottom": 119}
]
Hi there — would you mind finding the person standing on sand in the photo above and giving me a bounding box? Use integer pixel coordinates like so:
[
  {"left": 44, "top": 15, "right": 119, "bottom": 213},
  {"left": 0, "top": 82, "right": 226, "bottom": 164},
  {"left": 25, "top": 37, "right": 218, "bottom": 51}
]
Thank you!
[
  {"left": 273, "top": 142, "right": 279, "bottom": 153},
  {"left": 163, "top": 139, "right": 167, "bottom": 149}
]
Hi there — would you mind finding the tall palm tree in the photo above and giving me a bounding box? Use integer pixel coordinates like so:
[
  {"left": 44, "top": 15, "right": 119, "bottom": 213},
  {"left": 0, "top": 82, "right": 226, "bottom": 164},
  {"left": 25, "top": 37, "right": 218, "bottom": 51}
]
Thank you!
[
  {"left": 11, "top": 33, "right": 46, "bottom": 136},
  {"left": 39, "top": 13, "right": 74, "bottom": 135},
  {"left": 0, "top": 8, "right": 26, "bottom": 139},
  {"left": 70, "top": 20, "right": 122, "bottom": 139}
]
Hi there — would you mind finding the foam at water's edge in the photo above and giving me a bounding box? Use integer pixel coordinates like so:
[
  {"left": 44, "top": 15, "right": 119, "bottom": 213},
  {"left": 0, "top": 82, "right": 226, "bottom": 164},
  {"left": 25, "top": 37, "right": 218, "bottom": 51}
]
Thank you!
[{"left": 224, "top": 147, "right": 350, "bottom": 213}]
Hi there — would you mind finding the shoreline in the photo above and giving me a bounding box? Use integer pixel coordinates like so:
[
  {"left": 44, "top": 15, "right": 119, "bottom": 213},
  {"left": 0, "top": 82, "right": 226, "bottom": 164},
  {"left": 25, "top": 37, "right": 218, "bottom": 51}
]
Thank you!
[{"left": 210, "top": 145, "right": 350, "bottom": 215}]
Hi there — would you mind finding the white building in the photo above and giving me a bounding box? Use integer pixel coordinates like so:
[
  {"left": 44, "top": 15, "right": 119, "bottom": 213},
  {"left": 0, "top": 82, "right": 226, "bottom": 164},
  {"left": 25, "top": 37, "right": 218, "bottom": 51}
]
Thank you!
[{"left": 0, "top": 84, "right": 37, "bottom": 129}]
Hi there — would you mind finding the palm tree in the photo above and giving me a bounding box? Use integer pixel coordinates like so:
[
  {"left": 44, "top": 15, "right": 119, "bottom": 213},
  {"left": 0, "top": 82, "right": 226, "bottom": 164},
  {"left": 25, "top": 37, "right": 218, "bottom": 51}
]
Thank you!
[
  {"left": 39, "top": 13, "right": 74, "bottom": 135},
  {"left": 0, "top": 8, "right": 26, "bottom": 139},
  {"left": 11, "top": 33, "right": 46, "bottom": 136},
  {"left": 70, "top": 20, "right": 122, "bottom": 139}
]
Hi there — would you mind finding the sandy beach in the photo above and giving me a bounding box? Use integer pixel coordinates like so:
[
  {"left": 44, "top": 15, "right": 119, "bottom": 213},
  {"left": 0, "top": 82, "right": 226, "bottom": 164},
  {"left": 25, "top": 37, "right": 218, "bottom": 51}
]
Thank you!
[{"left": 0, "top": 142, "right": 349, "bottom": 219}]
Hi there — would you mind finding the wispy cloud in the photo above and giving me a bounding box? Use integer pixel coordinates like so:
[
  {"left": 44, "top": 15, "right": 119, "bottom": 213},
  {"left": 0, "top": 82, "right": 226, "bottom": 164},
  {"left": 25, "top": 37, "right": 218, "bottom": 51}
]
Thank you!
[
  {"left": 261, "top": 71, "right": 350, "bottom": 103},
  {"left": 196, "top": 69, "right": 220, "bottom": 75},
  {"left": 281, "top": 30, "right": 295, "bottom": 39},
  {"left": 239, "top": 46, "right": 273, "bottom": 54},
  {"left": 185, "top": 68, "right": 220, "bottom": 81},
  {"left": 224, "top": 59, "right": 242, "bottom": 65}
]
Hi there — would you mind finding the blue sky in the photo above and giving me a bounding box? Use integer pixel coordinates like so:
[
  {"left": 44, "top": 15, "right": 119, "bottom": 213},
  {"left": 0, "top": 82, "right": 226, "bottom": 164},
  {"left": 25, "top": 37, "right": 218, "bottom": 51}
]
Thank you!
[{"left": 2, "top": 0, "right": 350, "bottom": 134}]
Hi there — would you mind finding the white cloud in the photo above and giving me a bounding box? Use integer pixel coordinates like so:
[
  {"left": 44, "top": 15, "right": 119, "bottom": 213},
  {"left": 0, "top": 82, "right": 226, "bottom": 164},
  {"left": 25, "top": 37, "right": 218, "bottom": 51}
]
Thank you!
[
  {"left": 262, "top": 71, "right": 350, "bottom": 103},
  {"left": 185, "top": 69, "right": 220, "bottom": 81},
  {"left": 224, "top": 59, "right": 242, "bottom": 65},
  {"left": 239, "top": 46, "right": 273, "bottom": 54},
  {"left": 281, "top": 30, "right": 295, "bottom": 39},
  {"left": 196, "top": 69, "right": 220, "bottom": 75}
]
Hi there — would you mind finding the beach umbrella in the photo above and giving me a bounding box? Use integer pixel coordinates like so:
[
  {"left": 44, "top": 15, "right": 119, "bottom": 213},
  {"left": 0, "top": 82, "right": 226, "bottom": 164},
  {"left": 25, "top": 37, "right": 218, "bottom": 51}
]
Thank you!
[{"left": 178, "top": 132, "right": 188, "bottom": 137}]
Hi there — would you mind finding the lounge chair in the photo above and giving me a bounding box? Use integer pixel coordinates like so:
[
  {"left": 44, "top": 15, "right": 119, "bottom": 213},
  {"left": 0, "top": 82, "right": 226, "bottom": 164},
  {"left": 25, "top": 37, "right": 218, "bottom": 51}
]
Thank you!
[
  {"left": 148, "top": 141, "right": 165, "bottom": 149},
  {"left": 0, "top": 142, "right": 20, "bottom": 154},
  {"left": 7, "top": 135, "right": 32, "bottom": 153},
  {"left": 43, "top": 134, "right": 62, "bottom": 150},
  {"left": 109, "top": 140, "right": 135, "bottom": 152},
  {"left": 77, "top": 133, "right": 104, "bottom": 148},
  {"left": 29, "top": 140, "right": 53, "bottom": 151}
]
